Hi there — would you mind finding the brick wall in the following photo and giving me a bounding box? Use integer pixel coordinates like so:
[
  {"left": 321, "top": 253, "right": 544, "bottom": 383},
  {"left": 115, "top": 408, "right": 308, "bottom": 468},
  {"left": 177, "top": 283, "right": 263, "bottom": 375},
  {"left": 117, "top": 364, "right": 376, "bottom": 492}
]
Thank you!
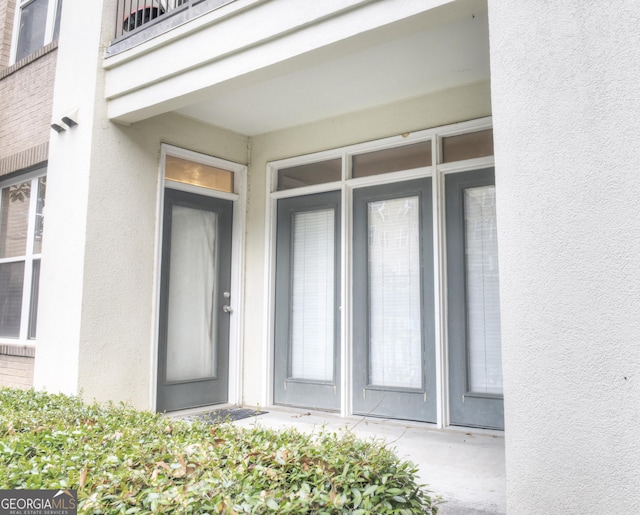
[
  {"left": 0, "top": 42, "right": 57, "bottom": 178},
  {"left": 0, "top": 1, "right": 56, "bottom": 388},
  {"left": 0, "top": 0, "right": 16, "bottom": 70},
  {"left": 0, "top": 345, "right": 34, "bottom": 389}
]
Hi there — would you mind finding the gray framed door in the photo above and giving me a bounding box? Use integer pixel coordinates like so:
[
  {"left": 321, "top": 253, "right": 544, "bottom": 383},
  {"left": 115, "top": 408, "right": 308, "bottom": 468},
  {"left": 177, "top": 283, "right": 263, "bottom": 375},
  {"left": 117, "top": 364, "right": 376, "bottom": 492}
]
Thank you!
[
  {"left": 352, "top": 179, "right": 437, "bottom": 423},
  {"left": 446, "top": 168, "right": 504, "bottom": 429},
  {"left": 157, "top": 188, "right": 233, "bottom": 412},
  {"left": 273, "top": 191, "right": 341, "bottom": 411}
]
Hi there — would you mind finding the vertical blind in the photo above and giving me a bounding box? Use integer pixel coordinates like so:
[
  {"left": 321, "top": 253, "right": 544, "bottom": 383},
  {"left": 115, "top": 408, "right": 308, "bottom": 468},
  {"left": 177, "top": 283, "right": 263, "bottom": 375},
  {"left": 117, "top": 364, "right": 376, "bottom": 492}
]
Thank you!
[
  {"left": 464, "top": 186, "right": 503, "bottom": 394},
  {"left": 367, "top": 197, "right": 422, "bottom": 389},
  {"left": 290, "top": 209, "right": 335, "bottom": 382},
  {"left": 166, "top": 205, "right": 218, "bottom": 382}
]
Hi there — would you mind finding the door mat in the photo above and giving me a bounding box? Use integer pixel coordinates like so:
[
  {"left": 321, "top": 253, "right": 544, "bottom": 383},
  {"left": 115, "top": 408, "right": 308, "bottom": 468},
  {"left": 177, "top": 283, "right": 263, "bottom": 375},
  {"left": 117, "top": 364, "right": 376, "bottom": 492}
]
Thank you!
[{"left": 188, "top": 408, "right": 266, "bottom": 424}]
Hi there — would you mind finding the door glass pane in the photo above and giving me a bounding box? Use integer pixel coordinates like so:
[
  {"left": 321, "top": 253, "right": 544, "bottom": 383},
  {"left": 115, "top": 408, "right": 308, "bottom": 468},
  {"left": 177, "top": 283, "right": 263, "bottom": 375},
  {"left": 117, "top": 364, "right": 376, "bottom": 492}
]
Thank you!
[
  {"left": 368, "top": 196, "right": 422, "bottom": 388},
  {"left": 290, "top": 209, "right": 335, "bottom": 381},
  {"left": 165, "top": 156, "right": 234, "bottom": 193},
  {"left": 277, "top": 159, "right": 342, "bottom": 191},
  {"left": 16, "top": 0, "right": 48, "bottom": 61},
  {"left": 352, "top": 142, "right": 431, "bottom": 178},
  {"left": 442, "top": 129, "right": 494, "bottom": 163},
  {"left": 166, "top": 205, "right": 218, "bottom": 382},
  {"left": 0, "top": 262, "right": 25, "bottom": 338},
  {"left": 0, "top": 181, "right": 31, "bottom": 258},
  {"left": 464, "top": 185, "right": 503, "bottom": 394}
]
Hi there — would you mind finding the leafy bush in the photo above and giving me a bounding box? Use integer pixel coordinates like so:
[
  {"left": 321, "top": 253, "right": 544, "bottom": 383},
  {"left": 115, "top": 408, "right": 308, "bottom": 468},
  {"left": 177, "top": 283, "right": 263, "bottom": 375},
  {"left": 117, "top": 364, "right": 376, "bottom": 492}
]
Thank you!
[{"left": 0, "top": 388, "right": 440, "bottom": 514}]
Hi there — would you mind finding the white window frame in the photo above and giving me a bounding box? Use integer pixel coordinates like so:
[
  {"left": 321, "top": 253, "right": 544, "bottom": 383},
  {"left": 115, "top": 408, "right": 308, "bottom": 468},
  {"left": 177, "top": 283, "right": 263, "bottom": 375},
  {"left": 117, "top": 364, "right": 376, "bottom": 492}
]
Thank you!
[
  {"left": 151, "top": 144, "right": 247, "bottom": 410},
  {"left": 0, "top": 167, "right": 46, "bottom": 345},
  {"left": 10, "top": 0, "right": 61, "bottom": 64},
  {"left": 263, "top": 117, "right": 495, "bottom": 428}
]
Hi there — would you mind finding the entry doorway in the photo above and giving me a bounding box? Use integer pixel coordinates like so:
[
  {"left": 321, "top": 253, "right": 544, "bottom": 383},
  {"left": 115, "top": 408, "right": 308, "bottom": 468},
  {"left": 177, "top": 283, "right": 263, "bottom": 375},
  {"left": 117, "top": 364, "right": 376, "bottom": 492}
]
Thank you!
[
  {"left": 351, "top": 178, "right": 437, "bottom": 422},
  {"left": 273, "top": 191, "right": 342, "bottom": 411},
  {"left": 156, "top": 147, "right": 245, "bottom": 413},
  {"left": 156, "top": 189, "right": 233, "bottom": 412}
]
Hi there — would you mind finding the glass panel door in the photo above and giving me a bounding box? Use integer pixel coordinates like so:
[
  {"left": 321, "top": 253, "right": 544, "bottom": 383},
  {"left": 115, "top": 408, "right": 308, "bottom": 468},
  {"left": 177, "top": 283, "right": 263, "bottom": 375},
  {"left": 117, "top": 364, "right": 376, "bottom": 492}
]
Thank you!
[
  {"left": 157, "top": 189, "right": 233, "bottom": 412},
  {"left": 352, "top": 178, "right": 436, "bottom": 423},
  {"left": 446, "top": 168, "right": 504, "bottom": 429},
  {"left": 273, "top": 191, "right": 341, "bottom": 411}
]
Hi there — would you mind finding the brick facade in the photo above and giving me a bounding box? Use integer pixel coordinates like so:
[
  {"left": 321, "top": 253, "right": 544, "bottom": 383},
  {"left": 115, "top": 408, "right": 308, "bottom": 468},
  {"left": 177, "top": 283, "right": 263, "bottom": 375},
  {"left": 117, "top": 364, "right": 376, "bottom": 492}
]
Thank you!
[
  {"left": 0, "top": 345, "right": 34, "bottom": 389},
  {"left": 0, "top": 0, "right": 56, "bottom": 389},
  {"left": 0, "top": 42, "right": 57, "bottom": 178},
  {"left": 0, "top": 0, "right": 16, "bottom": 70}
]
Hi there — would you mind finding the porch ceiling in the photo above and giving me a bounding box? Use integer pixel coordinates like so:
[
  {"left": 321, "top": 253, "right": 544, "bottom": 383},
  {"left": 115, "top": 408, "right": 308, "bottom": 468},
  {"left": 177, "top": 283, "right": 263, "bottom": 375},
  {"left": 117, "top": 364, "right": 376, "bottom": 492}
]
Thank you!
[{"left": 175, "top": 10, "right": 490, "bottom": 136}]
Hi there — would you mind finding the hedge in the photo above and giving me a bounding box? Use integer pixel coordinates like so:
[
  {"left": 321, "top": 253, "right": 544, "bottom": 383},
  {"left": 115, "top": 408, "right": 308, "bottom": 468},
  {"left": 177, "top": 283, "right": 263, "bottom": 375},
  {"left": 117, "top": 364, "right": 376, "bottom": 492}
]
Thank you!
[{"left": 0, "top": 388, "right": 440, "bottom": 514}]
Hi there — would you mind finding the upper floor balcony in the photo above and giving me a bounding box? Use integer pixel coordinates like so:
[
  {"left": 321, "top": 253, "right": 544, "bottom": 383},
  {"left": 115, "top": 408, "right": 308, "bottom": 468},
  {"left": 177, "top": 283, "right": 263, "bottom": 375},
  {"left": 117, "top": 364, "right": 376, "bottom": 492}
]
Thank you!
[
  {"left": 103, "top": 0, "right": 490, "bottom": 136},
  {"left": 109, "top": 0, "right": 236, "bottom": 53}
]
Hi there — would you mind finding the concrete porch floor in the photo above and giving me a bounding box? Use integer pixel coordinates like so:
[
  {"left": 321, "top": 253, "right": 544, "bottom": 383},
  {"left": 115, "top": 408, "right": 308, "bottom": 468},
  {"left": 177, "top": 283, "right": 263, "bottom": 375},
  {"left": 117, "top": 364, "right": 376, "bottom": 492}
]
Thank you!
[{"left": 229, "top": 406, "right": 506, "bottom": 514}]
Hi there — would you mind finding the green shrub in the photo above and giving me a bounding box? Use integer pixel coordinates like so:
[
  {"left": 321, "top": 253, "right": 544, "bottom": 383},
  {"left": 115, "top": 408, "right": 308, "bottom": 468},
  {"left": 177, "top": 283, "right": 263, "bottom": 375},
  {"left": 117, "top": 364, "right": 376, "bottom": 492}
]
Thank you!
[{"left": 0, "top": 388, "right": 440, "bottom": 514}]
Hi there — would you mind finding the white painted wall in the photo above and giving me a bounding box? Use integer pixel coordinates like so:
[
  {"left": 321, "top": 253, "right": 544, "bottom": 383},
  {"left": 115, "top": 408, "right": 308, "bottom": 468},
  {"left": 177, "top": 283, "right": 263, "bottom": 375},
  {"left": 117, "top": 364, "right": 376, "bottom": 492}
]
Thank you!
[
  {"left": 242, "top": 80, "right": 492, "bottom": 407},
  {"left": 488, "top": 2, "right": 640, "bottom": 512},
  {"left": 104, "top": 0, "right": 464, "bottom": 122},
  {"left": 34, "top": 1, "right": 248, "bottom": 409}
]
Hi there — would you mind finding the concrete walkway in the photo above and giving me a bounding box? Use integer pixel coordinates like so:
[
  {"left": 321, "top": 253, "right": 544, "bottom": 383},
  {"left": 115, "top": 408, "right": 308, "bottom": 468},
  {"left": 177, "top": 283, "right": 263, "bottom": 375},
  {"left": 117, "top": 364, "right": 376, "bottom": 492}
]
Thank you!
[{"left": 231, "top": 407, "right": 506, "bottom": 514}]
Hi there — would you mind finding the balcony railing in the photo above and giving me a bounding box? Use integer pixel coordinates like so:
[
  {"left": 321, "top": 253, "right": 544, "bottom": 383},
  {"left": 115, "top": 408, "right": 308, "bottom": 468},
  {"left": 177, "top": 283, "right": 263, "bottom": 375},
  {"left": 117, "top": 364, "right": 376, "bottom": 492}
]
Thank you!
[{"left": 112, "top": 0, "right": 234, "bottom": 43}]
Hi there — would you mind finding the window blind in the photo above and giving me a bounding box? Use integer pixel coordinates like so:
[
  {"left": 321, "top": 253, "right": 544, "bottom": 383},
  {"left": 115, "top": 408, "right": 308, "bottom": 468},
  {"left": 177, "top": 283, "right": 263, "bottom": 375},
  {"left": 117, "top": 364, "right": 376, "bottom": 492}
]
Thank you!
[
  {"left": 290, "top": 209, "right": 335, "bottom": 382},
  {"left": 464, "top": 186, "right": 503, "bottom": 394},
  {"left": 367, "top": 197, "right": 422, "bottom": 389}
]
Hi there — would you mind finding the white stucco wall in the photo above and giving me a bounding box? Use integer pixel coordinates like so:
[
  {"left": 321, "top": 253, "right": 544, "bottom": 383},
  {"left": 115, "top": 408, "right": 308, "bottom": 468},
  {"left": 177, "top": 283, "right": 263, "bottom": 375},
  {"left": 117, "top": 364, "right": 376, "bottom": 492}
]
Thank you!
[
  {"left": 34, "top": 0, "right": 248, "bottom": 409},
  {"left": 242, "top": 80, "right": 492, "bottom": 407},
  {"left": 488, "top": 2, "right": 640, "bottom": 513}
]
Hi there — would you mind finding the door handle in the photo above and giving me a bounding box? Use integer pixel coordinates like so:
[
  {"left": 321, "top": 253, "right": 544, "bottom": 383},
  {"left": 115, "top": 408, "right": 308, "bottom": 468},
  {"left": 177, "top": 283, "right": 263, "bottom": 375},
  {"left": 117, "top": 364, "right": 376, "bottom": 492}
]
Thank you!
[{"left": 222, "top": 305, "right": 233, "bottom": 313}]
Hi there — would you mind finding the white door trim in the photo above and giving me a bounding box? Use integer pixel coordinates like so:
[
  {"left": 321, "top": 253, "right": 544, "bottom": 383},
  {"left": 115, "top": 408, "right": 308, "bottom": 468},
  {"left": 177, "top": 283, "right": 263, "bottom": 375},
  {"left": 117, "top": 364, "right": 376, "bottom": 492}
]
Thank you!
[{"left": 151, "top": 144, "right": 247, "bottom": 411}]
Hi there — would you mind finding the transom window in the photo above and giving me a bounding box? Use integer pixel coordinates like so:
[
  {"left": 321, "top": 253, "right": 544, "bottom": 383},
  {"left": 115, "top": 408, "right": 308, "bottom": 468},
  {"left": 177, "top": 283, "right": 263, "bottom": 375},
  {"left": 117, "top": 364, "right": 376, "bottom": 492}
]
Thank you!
[{"left": 0, "top": 169, "right": 46, "bottom": 341}]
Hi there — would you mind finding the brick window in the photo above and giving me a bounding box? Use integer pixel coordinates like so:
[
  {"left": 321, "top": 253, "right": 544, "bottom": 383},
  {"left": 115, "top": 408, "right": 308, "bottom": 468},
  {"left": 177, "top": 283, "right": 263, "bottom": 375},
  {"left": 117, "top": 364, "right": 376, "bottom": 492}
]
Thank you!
[
  {"left": 12, "top": 0, "right": 62, "bottom": 63},
  {"left": 0, "top": 169, "right": 46, "bottom": 340}
]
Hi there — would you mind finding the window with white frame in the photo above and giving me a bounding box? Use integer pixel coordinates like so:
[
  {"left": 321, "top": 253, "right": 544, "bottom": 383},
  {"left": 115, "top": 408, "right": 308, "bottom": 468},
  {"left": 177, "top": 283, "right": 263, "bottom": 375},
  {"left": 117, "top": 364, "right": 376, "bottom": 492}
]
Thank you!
[
  {"left": 0, "top": 169, "right": 46, "bottom": 341},
  {"left": 12, "top": 0, "right": 62, "bottom": 63},
  {"left": 269, "top": 119, "right": 504, "bottom": 429}
]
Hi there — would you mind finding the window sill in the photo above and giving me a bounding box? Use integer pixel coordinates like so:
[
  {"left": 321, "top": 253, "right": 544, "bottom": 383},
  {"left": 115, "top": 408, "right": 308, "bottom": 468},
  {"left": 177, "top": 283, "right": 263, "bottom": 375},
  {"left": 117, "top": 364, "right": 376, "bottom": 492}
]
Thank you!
[
  {"left": 0, "top": 343, "right": 36, "bottom": 358},
  {"left": 0, "top": 41, "right": 59, "bottom": 81}
]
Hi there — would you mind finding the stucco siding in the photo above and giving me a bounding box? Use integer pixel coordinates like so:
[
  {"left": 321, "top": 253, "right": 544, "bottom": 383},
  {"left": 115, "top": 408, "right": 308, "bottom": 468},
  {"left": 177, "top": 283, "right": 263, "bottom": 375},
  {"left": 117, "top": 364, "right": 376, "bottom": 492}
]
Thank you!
[{"left": 488, "top": 1, "right": 640, "bottom": 513}]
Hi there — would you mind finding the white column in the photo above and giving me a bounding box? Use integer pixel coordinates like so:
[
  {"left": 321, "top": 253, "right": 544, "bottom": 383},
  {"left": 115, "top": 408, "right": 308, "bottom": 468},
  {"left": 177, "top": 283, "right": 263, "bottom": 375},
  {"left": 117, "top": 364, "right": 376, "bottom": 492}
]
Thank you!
[
  {"left": 33, "top": 0, "right": 107, "bottom": 395},
  {"left": 488, "top": 2, "right": 640, "bottom": 513}
]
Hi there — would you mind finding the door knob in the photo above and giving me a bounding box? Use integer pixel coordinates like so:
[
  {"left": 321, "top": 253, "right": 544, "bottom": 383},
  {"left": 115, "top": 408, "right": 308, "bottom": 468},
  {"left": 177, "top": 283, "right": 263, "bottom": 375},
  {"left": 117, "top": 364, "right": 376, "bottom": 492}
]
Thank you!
[{"left": 222, "top": 305, "right": 233, "bottom": 313}]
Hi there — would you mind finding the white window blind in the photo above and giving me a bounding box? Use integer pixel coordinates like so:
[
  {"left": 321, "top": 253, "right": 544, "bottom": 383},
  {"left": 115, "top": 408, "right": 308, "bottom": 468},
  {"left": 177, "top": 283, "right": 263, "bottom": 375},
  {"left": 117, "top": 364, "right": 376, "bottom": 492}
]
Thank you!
[
  {"left": 290, "top": 209, "right": 335, "bottom": 382},
  {"left": 166, "top": 206, "right": 217, "bottom": 382},
  {"left": 464, "top": 186, "right": 503, "bottom": 394},
  {"left": 367, "top": 197, "right": 422, "bottom": 389}
]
